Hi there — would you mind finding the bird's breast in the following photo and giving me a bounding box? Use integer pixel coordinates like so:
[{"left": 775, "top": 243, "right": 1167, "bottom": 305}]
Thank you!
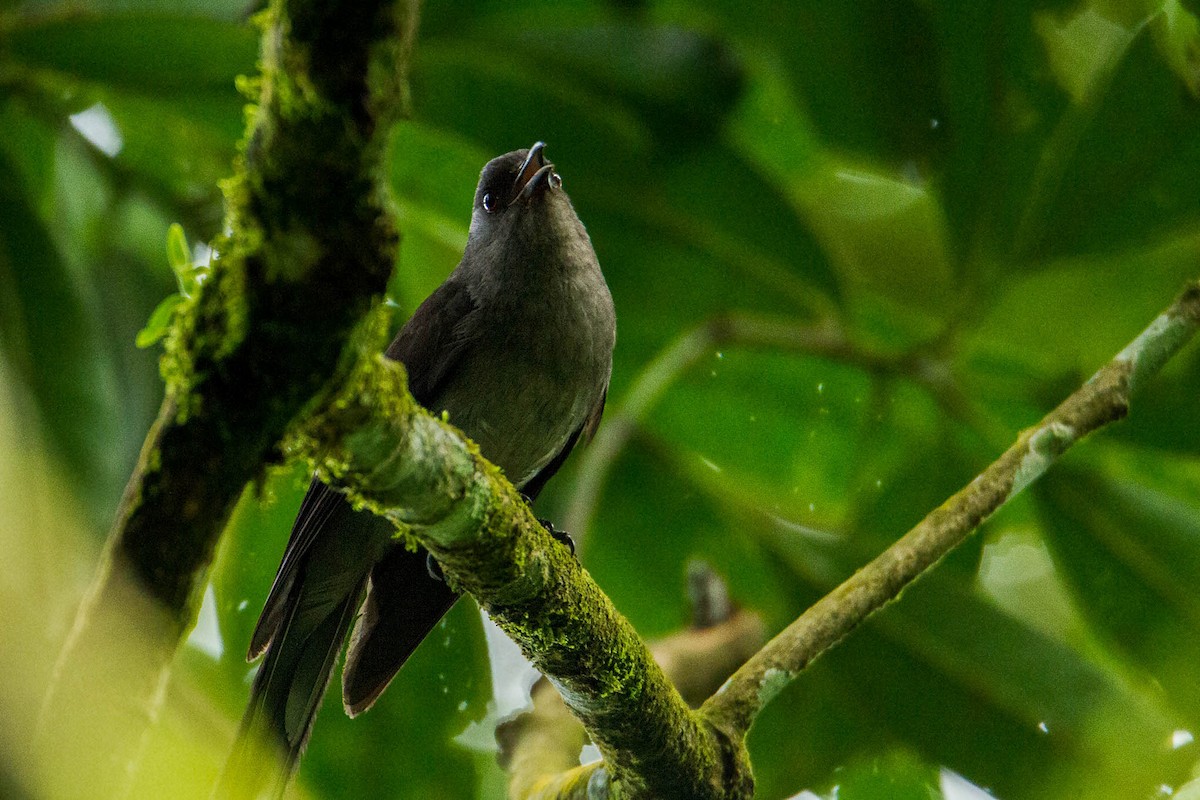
[{"left": 433, "top": 269, "right": 613, "bottom": 488}]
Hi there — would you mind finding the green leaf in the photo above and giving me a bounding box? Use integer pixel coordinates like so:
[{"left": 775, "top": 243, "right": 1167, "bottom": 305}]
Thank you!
[
  {"left": 1174, "top": 775, "right": 1200, "bottom": 800},
  {"left": 727, "top": 52, "right": 955, "bottom": 314},
  {"left": 851, "top": 439, "right": 988, "bottom": 573},
  {"left": 1021, "top": 13, "right": 1200, "bottom": 261},
  {"left": 6, "top": 13, "right": 257, "bottom": 94},
  {"left": 1109, "top": 342, "right": 1200, "bottom": 454},
  {"left": 97, "top": 89, "right": 244, "bottom": 219},
  {"left": 647, "top": 348, "right": 880, "bottom": 527},
  {"left": 923, "top": 0, "right": 1063, "bottom": 265},
  {"left": 304, "top": 600, "right": 490, "bottom": 800},
  {"left": 827, "top": 750, "right": 942, "bottom": 800},
  {"left": 0, "top": 100, "right": 57, "bottom": 207},
  {"left": 579, "top": 442, "right": 714, "bottom": 634},
  {"left": 490, "top": 24, "right": 745, "bottom": 144},
  {"left": 1035, "top": 466, "right": 1200, "bottom": 724},
  {"left": 162, "top": 222, "right": 209, "bottom": 298},
  {"left": 964, "top": 236, "right": 1200, "bottom": 383},
  {"left": 759, "top": 520, "right": 1184, "bottom": 799},
  {"left": 387, "top": 122, "right": 482, "bottom": 310},
  {"left": 0, "top": 149, "right": 122, "bottom": 510},
  {"left": 166, "top": 222, "right": 191, "bottom": 274},
  {"left": 135, "top": 293, "right": 182, "bottom": 348}
]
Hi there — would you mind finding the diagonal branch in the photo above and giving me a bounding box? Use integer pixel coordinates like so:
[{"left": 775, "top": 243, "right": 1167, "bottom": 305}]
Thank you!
[
  {"left": 293, "top": 355, "right": 756, "bottom": 800},
  {"left": 497, "top": 564, "right": 765, "bottom": 800},
  {"left": 701, "top": 280, "right": 1200, "bottom": 738}
]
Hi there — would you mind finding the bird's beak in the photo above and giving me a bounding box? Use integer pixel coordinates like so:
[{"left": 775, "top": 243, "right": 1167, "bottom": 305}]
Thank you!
[{"left": 510, "top": 141, "right": 560, "bottom": 205}]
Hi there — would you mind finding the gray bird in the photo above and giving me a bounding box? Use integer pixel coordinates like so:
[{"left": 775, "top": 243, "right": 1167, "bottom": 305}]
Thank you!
[{"left": 216, "top": 142, "right": 615, "bottom": 798}]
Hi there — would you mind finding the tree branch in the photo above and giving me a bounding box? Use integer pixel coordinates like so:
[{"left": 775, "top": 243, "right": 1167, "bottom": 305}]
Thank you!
[
  {"left": 36, "top": 2, "right": 417, "bottom": 796},
  {"left": 701, "top": 280, "right": 1200, "bottom": 738},
  {"left": 496, "top": 564, "right": 765, "bottom": 800},
  {"left": 293, "top": 355, "right": 756, "bottom": 799}
]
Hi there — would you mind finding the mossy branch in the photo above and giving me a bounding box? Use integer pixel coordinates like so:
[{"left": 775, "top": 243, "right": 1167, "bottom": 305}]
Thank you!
[
  {"left": 37, "top": 2, "right": 417, "bottom": 796},
  {"left": 701, "top": 280, "right": 1200, "bottom": 738},
  {"left": 498, "top": 606, "right": 764, "bottom": 800},
  {"left": 300, "top": 356, "right": 755, "bottom": 800}
]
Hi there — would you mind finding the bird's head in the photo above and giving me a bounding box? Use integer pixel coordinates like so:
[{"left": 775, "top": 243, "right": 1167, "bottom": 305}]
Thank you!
[{"left": 464, "top": 142, "right": 592, "bottom": 277}]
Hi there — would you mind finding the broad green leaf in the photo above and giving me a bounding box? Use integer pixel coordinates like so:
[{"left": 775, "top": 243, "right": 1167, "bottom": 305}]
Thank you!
[
  {"left": 924, "top": 0, "right": 1063, "bottom": 265},
  {"left": 758, "top": 519, "right": 1185, "bottom": 800},
  {"left": 97, "top": 89, "right": 244, "bottom": 217},
  {"left": 647, "top": 348, "right": 880, "bottom": 527},
  {"left": 1109, "top": 342, "right": 1200, "bottom": 454},
  {"left": 580, "top": 443, "right": 718, "bottom": 635},
  {"left": 488, "top": 25, "right": 744, "bottom": 144},
  {"left": 304, "top": 599, "right": 490, "bottom": 800},
  {"left": 1153, "top": 0, "right": 1200, "bottom": 95},
  {"left": 728, "top": 53, "right": 954, "bottom": 314},
  {"left": 387, "top": 122, "right": 483, "bottom": 309},
  {"left": 6, "top": 14, "right": 257, "bottom": 94},
  {"left": 1035, "top": 467, "right": 1200, "bottom": 724},
  {"left": 801, "top": 164, "right": 955, "bottom": 314},
  {"left": 1175, "top": 775, "right": 1200, "bottom": 799},
  {"left": 747, "top": 652, "right": 890, "bottom": 800},
  {"left": 652, "top": 392, "right": 1184, "bottom": 797},
  {"left": 412, "top": 41, "right": 650, "bottom": 178},
  {"left": 824, "top": 751, "right": 942, "bottom": 800},
  {"left": 0, "top": 149, "right": 122, "bottom": 514},
  {"left": 964, "top": 234, "right": 1200, "bottom": 382},
  {"left": 0, "top": 100, "right": 57, "bottom": 211},
  {"left": 656, "top": 142, "right": 840, "bottom": 313},
  {"left": 1024, "top": 12, "right": 1200, "bottom": 261},
  {"left": 851, "top": 439, "right": 989, "bottom": 574},
  {"left": 672, "top": 0, "right": 948, "bottom": 164}
]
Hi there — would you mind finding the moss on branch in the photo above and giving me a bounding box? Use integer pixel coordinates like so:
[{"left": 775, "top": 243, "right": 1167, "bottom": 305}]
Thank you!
[
  {"left": 302, "top": 355, "right": 756, "bottom": 800},
  {"left": 39, "top": 3, "right": 418, "bottom": 796}
]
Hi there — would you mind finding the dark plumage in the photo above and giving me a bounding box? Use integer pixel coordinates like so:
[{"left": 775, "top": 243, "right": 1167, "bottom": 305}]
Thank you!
[{"left": 214, "top": 143, "right": 615, "bottom": 799}]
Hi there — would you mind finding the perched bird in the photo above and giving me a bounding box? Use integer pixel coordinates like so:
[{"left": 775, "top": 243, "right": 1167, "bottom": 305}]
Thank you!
[{"left": 216, "top": 142, "right": 615, "bottom": 798}]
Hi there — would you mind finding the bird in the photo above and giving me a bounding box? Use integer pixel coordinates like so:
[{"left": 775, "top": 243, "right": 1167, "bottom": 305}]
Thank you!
[{"left": 214, "top": 142, "right": 616, "bottom": 798}]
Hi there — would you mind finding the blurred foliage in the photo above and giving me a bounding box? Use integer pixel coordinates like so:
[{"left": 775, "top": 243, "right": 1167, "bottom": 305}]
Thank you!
[{"left": 3, "top": 0, "right": 1200, "bottom": 799}]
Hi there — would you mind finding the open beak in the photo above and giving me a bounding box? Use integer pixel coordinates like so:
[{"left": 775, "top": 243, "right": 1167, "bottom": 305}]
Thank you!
[{"left": 510, "top": 141, "right": 561, "bottom": 205}]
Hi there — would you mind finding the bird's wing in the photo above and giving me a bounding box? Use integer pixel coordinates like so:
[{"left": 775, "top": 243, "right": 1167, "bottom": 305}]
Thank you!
[
  {"left": 220, "top": 496, "right": 384, "bottom": 796},
  {"left": 341, "top": 544, "right": 459, "bottom": 715},
  {"left": 581, "top": 385, "right": 608, "bottom": 443},
  {"left": 249, "top": 275, "right": 479, "bottom": 659},
  {"left": 386, "top": 275, "right": 481, "bottom": 406},
  {"left": 332, "top": 275, "right": 481, "bottom": 713},
  {"left": 249, "top": 476, "right": 343, "bottom": 659},
  {"left": 519, "top": 386, "right": 608, "bottom": 502}
]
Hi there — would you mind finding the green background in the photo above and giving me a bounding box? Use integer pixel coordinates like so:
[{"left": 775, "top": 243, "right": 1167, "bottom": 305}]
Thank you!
[{"left": 3, "top": 1, "right": 1200, "bottom": 798}]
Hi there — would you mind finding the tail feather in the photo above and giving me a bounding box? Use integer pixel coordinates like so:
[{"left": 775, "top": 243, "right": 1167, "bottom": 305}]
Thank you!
[
  {"left": 213, "top": 578, "right": 365, "bottom": 800},
  {"left": 342, "top": 545, "right": 459, "bottom": 716}
]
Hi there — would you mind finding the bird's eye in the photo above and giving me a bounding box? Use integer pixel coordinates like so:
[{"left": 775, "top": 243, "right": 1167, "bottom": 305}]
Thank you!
[{"left": 482, "top": 192, "right": 499, "bottom": 213}]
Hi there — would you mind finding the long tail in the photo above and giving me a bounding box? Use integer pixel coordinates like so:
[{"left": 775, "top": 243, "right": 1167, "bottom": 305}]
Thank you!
[
  {"left": 212, "top": 477, "right": 459, "bottom": 799},
  {"left": 212, "top": 575, "right": 366, "bottom": 800}
]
